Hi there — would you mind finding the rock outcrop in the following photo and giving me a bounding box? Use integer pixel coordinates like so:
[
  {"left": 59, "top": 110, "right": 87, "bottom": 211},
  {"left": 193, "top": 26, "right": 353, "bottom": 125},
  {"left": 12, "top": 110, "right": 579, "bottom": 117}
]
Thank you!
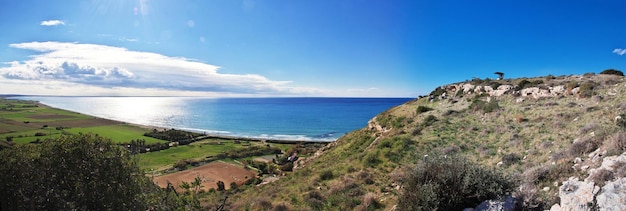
[{"left": 550, "top": 153, "right": 626, "bottom": 211}]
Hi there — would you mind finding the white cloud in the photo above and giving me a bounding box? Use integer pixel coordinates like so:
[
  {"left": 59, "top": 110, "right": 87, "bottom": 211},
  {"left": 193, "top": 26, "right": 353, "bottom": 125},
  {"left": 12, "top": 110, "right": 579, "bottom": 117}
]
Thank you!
[
  {"left": 0, "top": 41, "right": 324, "bottom": 96},
  {"left": 40, "top": 20, "right": 65, "bottom": 26},
  {"left": 613, "top": 48, "right": 626, "bottom": 56}
]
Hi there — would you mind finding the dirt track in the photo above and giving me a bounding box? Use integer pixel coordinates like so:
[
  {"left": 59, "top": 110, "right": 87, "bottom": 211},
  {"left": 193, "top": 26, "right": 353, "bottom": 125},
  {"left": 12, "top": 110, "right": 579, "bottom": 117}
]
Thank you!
[{"left": 153, "top": 161, "right": 257, "bottom": 191}]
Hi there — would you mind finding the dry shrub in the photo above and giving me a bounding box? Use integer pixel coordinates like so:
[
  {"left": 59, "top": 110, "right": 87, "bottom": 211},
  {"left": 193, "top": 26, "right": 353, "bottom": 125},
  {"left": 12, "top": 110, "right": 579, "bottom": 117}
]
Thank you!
[
  {"left": 550, "top": 150, "right": 570, "bottom": 162},
  {"left": 614, "top": 161, "right": 626, "bottom": 178},
  {"left": 330, "top": 177, "right": 359, "bottom": 195},
  {"left": 605, "top": 132, "right": 626, "bottom": 156},
  {"left": 358, "top": 170, "right": 376, "bottom": 185},
  {"left": 251, "top": 197, "right": 273, "bottom": 210},
  {"left": 389, "top": 168, "right": 406, "bottom": 183},
  {"left": 514, "top": 184, "right": 545, "bottom": 210},
  {"left": 546, "top": 162, "right": 575, "bottom": 183},
  {"left": 589, "top": 169, "right": 614, "bottom": 187},
  {"left": 272, "top": 202, "right": 291, "bottom": 211},
  {"left": 523, "top": 165, "right": 550, "bottom": 185},
  {"left": 578, "top": 123, "right": 597, "bottom": 134},
  {"left": 477, "top": 145, "right": 492, "bottom": 157},
  {"left": 441, "top": 145, "right": 460, "bottom": 155},
  {"left": 305, "top": 191, "right": 324, "bottom": 210},
  {"left": 569, "top": 137, "right": 601, "bottom": 156},
  {"left": 354, "top": 192, "right": 381, "bottom": 211},
  {"left": 502, "top": 153, "right": 522, "bottom": 166},
  {"left": 540, "top": 141, "right": 553, "bottom": 148}
]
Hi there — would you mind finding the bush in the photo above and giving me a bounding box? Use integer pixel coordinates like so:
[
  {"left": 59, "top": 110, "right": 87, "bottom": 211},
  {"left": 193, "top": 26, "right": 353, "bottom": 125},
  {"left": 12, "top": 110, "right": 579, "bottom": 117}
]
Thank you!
[
  {"left": 319, "top": 170, "right": 334, "bottom": 181},
  {"left": 174, "top": 159, "right": 189, "bottom": 170},
  {"left": 517, "top": 79, "right": 543, "bottom": 90},
  {"left": 606, "top": 132, "right": 626, "bottom": 156},
  {"left": 429, "top": 87, "right": 446, "bottom": 97},
  {"left": 470, "top": 98, "right": 500, "bottom": 113},
  {"left": 569, "top": 137, "right": 600, "bottom": 156},
  {"left": 0, "top": 133, "right": 194, "bottom": 210},
  {"left": 502, "top": 153, "right": 521, "bottom": 166},
  {"left": 397, "top": 155, "right": 515, "bottom": 211},
  {"left": 422, "top": 115, "right": 438, "bottom": 127},
  {"left": 599, "top": 69, "right": 624, "bottom": 76},
  {"left": 578, "top": 82, "right": 598, "bottom": 98},
  {"left": 416, "top": 105, "right": 433, "bottom": 114}
]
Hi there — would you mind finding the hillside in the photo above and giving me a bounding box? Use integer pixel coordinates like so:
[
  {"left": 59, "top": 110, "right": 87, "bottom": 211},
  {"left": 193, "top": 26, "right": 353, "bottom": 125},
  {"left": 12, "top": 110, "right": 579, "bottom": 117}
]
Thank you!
[{"left": 216, "top": 72, "right": 626, "bottom": 210}]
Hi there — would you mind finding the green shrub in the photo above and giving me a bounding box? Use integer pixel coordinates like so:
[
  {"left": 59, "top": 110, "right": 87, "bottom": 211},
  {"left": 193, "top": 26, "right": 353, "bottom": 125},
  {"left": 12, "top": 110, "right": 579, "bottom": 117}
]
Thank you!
[
  {"left": 578, "top": 82, "right": 598, "bottom": 98},
  {"left": 470, "top": 98, "right": 500, "bottom": 113},
  {"left": 517, "top": 79, "right": 543, "bottom": 90},
  {"left": 599, "top": 69, "right": 624, "bottom": 76},
  {"left": 422, "top": 115, "right": 438, "bottom": 127},
  {"left": 429, "top": 87, "right": 446, "bottom": 97},
  {"left": 416, "top": 105, "right": 433, "bottom": 114},
  {"left": 362, "top": 151, "right": 381, "bottom": 167},
  {"left": 319, "top": 170, "right": 334, "bottom": 181},
  {"left": 0, "top": 133, "right": 194, "bottom": 210},
  {"left": 397, "top": 155, "right": 515, "bottom": 211},
  {"left": 502, "top": 153, "right": 521, "bottom": 166}
]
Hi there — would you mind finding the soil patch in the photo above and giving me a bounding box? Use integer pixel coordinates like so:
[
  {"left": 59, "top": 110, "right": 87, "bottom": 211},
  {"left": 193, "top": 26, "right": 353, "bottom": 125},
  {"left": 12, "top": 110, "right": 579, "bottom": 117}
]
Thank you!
[{"left": 153, "top": 161, "right": 257, "bottom": 192}]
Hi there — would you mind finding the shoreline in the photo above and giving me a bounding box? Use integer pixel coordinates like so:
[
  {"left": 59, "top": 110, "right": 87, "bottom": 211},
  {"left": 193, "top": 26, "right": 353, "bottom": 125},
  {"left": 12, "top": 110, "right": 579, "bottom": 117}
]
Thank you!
[{"left": 19, "top": 98, "right": 334, "bottom": 144}]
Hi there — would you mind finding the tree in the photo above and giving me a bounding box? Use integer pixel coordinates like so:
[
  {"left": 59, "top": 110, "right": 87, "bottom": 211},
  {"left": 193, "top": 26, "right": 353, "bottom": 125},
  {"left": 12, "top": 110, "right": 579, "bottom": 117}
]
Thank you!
[
  {"left": 217, "top": 180, "right": 226, "bottom": 191},
  {"left": 0, "top": 133, "right": 195, "bottom": 210},
  {"left": 599, "top": 69, "right": 624, "bottom": 76},
  {"left": 494, "top": 72, "right": 504, "bottom": 80}
]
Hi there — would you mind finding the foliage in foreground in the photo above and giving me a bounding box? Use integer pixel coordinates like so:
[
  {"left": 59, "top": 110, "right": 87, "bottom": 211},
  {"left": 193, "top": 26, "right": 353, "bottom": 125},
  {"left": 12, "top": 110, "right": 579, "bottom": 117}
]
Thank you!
[
  {"left": 0, "top": 133, "right": 197, "bottom": 210},
  {"left": 398, "top": 155, "right": 516, "bottom": 211}
]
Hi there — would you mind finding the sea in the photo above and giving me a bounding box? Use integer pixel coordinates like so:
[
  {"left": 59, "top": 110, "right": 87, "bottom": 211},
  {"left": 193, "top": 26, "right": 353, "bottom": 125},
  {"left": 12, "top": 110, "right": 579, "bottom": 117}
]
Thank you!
[{"left": 15, "top": 97, "right": 411, "bottom": 142}]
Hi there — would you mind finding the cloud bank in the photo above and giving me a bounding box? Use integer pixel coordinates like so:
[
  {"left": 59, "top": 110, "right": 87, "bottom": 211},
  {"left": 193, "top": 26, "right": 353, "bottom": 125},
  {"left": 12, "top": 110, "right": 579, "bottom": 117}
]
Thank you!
[
  {"left": 614, "top": 48, "right": 626, "bottom": 56},
  {"left": 0, "top": 41, "right": 323, "bottom": 96},
  {"left": 40, "top": 20, "right": 65, "bottom": 26}
]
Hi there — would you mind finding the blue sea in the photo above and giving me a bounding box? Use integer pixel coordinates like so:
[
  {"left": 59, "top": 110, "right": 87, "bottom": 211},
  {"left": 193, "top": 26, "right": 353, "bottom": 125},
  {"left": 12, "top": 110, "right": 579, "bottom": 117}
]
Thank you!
[{"left": 16, "top": 97, "right": 411, "bottom": 141}]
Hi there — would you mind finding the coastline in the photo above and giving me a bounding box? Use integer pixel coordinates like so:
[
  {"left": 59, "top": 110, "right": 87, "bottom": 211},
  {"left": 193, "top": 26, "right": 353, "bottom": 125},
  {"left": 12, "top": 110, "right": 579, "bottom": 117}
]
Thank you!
[{"left": 22, "top": 98, "right": 332, "bottom": 144}]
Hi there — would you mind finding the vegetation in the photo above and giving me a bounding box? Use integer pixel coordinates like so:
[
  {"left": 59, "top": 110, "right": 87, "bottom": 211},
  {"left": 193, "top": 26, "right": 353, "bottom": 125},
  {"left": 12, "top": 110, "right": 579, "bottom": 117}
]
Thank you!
[
  {"left": 599, "top": 68, "right": 624, "bottom": 76},
  {"left": 0, "top": 133, "right": 196, "bottom": 210},
  {"left": 397, "top": 155, "right": 515, "bottom": 211},
  {"left": 68, "top": 125, "right": 166, "bottom": 144},
  {"left": 3, "top": 71, "right": 626, "bottom": 210}
]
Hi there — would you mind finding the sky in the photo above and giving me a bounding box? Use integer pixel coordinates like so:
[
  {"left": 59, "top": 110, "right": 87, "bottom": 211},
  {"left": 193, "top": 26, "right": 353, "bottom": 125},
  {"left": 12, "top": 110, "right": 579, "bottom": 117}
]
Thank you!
[{"left": 0, "top": 0, "right": 625, "bottom": 97}]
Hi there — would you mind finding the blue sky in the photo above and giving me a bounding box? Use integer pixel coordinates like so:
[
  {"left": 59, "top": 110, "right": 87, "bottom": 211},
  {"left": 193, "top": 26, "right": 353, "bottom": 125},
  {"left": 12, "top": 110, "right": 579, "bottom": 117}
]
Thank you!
[{"left": 0, "top": 0, "right": 625, "bottom": 97}]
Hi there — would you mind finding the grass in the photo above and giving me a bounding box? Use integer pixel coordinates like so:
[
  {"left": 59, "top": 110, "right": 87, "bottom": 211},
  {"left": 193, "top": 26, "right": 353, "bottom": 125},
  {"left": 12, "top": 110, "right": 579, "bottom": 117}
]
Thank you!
[
  {"left": 66, "top": 125, "right": 165, "bottom": 144},
  {"left": 0, "top": 99, "right": 164, "bottom": 145},
  {"left": 137, "top": 139, "right": 279, "bottom": 171}
]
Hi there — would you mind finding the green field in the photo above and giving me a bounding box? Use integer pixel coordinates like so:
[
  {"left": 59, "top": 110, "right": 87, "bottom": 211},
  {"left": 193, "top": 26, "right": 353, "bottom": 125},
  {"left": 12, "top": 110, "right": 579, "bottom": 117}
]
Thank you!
[
  {"left": 67, "top": 125, "right": 166, "bottom": 144},
  {"left": 1, "top": 98, "right": 165, "bottom": 145},
  {"left": 1, "top": 98, "right": 298, "bottom": 173}
]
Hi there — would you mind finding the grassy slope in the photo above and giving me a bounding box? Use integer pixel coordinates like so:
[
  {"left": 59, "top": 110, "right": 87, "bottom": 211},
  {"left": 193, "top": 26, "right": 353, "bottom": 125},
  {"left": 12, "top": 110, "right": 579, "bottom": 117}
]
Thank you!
[
  {"left": 67, "top": 125, "right": 166, "bottom": 144},
  {"left": 224, "top": 73, "right": 626, "bottom": 210}
]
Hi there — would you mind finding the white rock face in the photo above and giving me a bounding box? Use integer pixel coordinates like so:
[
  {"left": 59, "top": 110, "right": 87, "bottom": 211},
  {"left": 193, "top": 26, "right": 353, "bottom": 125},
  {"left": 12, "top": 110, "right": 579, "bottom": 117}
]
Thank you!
[
  {"left": 550, "top": 177, "right": 599, "bottom": 211},
  {"left": 551, "top": 153, "right": 626, "bottom": 211},
  {"left": 596, "top": 178, "right": 626, "bottom": 211}
]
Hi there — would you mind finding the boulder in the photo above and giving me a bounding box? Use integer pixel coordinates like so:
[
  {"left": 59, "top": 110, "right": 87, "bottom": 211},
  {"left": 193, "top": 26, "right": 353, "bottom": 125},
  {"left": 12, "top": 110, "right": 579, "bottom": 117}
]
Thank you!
[
  {"left": 550, "top": 177, "right": 599, "bottom": 211},
  {"left": 596, "top": 177, "right": 626, "bottom": 211},
  {"left": 471, "top": 195, "right": 518, "bottom": 211}
]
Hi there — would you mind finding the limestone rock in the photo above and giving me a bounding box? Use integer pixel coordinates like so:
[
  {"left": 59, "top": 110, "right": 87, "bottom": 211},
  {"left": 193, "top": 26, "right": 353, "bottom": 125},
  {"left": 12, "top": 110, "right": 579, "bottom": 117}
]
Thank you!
[
  {"left": 550, "top": 177, "right": 599, "bottom": 211},
  {"left": 472, "top": 195, "right": 518, "bottom": 211},
  {"left": 596, "top": 178, "right": 626, "bottom": 211}
]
